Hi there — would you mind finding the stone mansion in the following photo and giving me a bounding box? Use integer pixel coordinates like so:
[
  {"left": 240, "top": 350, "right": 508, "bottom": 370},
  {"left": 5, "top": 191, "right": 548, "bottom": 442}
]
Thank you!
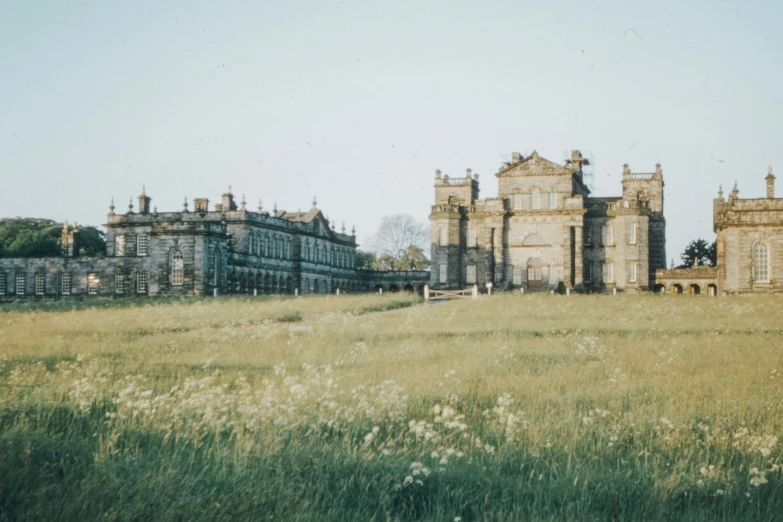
[
  {"left": 0, "top": 189, "right": 428, "bottom": 300},
  {"left": 429, "top": 151, "right": 666, "bottom": 292}
]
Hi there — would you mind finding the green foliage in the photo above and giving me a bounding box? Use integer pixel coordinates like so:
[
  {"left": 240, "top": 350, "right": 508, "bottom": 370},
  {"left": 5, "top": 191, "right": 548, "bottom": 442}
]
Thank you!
[
  {"left": 0, "top": 218, "right": 106, "bottom": 258},
  {"left": 678, "top": 238, "right": 717, "bottom": 268},
  {"left": 372, "top": 246, "right": 430, "bottom": 271},
  {"left": 355, "top": 250, "right": 377, "bottom": 270}
]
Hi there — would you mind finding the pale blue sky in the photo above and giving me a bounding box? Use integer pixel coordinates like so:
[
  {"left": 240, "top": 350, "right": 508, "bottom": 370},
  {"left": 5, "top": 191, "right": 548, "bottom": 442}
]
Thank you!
[{"left": 1, "top": 0, "right": 781, "bottom": 259}]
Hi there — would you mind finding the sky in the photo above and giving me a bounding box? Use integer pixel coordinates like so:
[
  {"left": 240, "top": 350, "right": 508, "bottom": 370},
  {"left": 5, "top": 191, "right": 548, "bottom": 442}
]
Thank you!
[{"left": 1, "top": 0, "right": 782, "bottom": 260}]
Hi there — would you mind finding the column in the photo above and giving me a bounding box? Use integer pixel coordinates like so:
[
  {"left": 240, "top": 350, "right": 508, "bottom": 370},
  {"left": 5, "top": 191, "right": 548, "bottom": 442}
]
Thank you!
[{"left": 574, "top": 226, "right": 584, "bottom": 287}]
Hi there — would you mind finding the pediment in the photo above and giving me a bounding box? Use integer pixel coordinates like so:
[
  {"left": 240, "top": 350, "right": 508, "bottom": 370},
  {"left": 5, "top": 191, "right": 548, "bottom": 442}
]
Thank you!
[{"left": 496, "top": 151, "right": 573, "bottom": 178}]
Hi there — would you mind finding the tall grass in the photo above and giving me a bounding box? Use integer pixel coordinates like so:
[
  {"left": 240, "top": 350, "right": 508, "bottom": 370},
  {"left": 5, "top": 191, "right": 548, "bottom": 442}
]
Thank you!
[{"left": 1, "top": 293, "right": 782, "bottom": 521}]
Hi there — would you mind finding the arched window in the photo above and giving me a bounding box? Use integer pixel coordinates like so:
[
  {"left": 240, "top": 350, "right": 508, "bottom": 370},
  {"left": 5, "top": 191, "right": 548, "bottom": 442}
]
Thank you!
[
  {"left": 530, "top": 188, "right": 540, "bottom": 210},
  {"left": 248, "top": 234, "right": 254, "bottom": 254},
  {"left": 171, "top": 248, "right": 184, "bottom": 286},
  {"left": 753, "top": 242, "right": 769, "bottom": 282}
]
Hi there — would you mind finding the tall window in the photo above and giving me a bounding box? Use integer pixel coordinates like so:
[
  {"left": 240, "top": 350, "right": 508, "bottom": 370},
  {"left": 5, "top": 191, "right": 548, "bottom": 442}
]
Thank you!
[
  {"left": 439, "top": 264, "right": 447, "bottom": 283},
  {"left": 115, "top": 235, "right": 126, "bottom": 256},
  {"left": 512, "top": 194, "right": 522, "bottom": 210},
  {"left": 627, "top": 224, "right": 637, "bottom": 245},
  {"left": 584, "top": 263, "right": 593, "bottom": 283},
  {"left": 548, "top": 192, "right": 557, "bottom": 209},
  {"left": 467, "top": 227, "right": 477, "bottom": 248},
  {"left": 512, "top": 265, "right": 523, "bottom": 285},
  {"left": 15, "top": 274, "right": 25, "bottom": 295},
  {"left": 137, "top": 234, "right": 148, "bottom": 256},
  {"left": 35, "top": 274, "right": 45, "bottom": 295},
  {"left": 602, "top": 263, "right": 614, "bottom": 283},
  {"left": 137, "top": 272, "right": 148, "bottom": 293},
  {"left": 171, "top": 248, "right": 184, "bottom": 286},
  {"left": 753, "top": 242, "right": 769, "bottom": 282},
  {"left": 602, "top": 225, "right": 614, "bottom": 246},
  {"left": 88, "top": 273, "right": 99, "bottom": 295},
  {"left": 585, "top": 227, "right": 593, "bottom": 245},
  {"left": 530, "top": 188, "right": 540, "bottom": 210},
  {"left": 466, "top": 265, "right": 477, "bottom": 284},
  {"left": 439, "top": 227, "right": 447, "bottom": 246},
  {"left": 61, "top": 273, "right": 71, "bottom": 295},
  {"left": 0, "top": 273, "right": 6, "bottom": 295},
  {"left": 115, "top": 273, "right": 125, "bottom": 294},
  {"left": 248, "top": 234, "right": 254, "bottom": 254},
  {"left": 627, "top": 262, "right": 637, "bottom": 283}
]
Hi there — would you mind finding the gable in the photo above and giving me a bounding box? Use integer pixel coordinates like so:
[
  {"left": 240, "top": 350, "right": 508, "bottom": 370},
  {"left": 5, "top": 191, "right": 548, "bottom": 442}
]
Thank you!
[{"left": 496, "top": 151, "right": 573, "bottom": 178}]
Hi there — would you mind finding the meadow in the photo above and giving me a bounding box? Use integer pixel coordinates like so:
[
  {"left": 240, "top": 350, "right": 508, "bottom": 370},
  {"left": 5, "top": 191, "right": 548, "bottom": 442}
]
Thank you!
[{"left": 1, "top": 293, "right": 782, "bottom": 521}]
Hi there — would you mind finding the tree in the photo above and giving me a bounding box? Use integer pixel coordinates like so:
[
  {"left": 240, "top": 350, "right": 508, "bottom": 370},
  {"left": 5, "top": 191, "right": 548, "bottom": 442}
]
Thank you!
[
  {"left": 0, "top": 218, "right": 106, "bottom": 258},
  {"left": 397, "top": 245, "right": 430, "bottom": 270},
  {"left": 678, "top": 238, "right": 716, "bottom": 268},
  {"left": 369, "top": 214, "right": 429, "bottom": 260},
  {"left": 355, "top": 250, "right": 376, "bottom": 270}
]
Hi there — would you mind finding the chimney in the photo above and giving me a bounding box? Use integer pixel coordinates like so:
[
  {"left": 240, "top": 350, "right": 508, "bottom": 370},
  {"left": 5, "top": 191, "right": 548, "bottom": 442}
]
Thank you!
[
  {"left": 222, "top": 186, "right": 237, "bottom": 211},
  {"left": 194, "top": 198, "right": 209, "bottom": 212},
  {"left": 138, "top": 186, "right": 151, "bottom": 214},
  {"left": 766, "top": 166, "right": 775, "bottom": 199},
  {"left": 511, "top": 152, "right": 521, "bottom": 162}
]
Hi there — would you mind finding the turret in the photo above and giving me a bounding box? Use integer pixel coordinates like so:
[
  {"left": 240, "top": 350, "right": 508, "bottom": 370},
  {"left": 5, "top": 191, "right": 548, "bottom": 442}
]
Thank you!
[
  {"left": 433, "top": 168, "right": 480, "bottom": 205},
  {"left": 621, "top": 162, "right": 664, "bottom": 214}
]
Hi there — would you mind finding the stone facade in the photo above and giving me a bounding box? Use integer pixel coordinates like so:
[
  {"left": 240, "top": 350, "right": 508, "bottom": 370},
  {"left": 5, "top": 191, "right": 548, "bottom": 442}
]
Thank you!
[
  {"left": 713, "top": 169, "right": 783, "bottom": 294},
  {"left": 429, "top": 150, "right": 667, "bottom": 292},
  {"left": 0, "top": 188, "right": 428, "bottom": 301}
]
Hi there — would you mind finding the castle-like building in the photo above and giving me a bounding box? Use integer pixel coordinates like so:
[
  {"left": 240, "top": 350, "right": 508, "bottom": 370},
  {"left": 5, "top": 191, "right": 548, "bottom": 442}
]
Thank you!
[
  {"left": 0, "top": 189, "right": 428, "bottom": 300},
  {"left": 429, "top": 151, "right": 667, "bottom": 292}
]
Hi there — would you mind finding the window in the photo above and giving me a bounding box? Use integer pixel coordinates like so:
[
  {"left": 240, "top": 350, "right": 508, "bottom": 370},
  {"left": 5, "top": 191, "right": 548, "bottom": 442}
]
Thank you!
[
  {"left": 35, "top": 274, "right": 45, "bottom": 295},
  {"left": 584, "top": 263, "right": 593, "bottom": 283},
  {"left": 115, "top": 274, "right": 125, "bottom": 294},
  {"left": 88, "top": 273, "right": 99, "bottom": 295},
  {"left": 61, "top": 273, "right": 71, "bottom": 295},
  {"left": 627, "top": 262, "right": 637, "bottom": 283},
  {"left": 602, "top": 225, "right": 614, "bottom": 246},
  {"left": 15, "top": 274, "right": 25, "bottom": 295},
  {"left": 248, "top": 234, "right": 254, "bottom": 254},
  {"left": 0, "top": 273, "right": 5, "bottom": 295},
  {"left": 548, "top": 192, "right": 557, "bottom": 209},
  {"left": 115, "top": 235, "right": 126, "bottom": 256},
  {"left": 512, "top": 265, "right": 523, "bottom": 285},
  {"left": 466, "top": 265, "right": 477, "bottom": 284},
  {"left": 171, "top": 248, "right": 184, "bottom": 286},
  {"left": 585, "top": 226, "right": 593, "bottom": 245},
  {"left": 467, "top": 227, "right": 477, "bottom": 248},
  {"left": 439, "top": 227, "right": 447, "bottom": 246},
  {"left": 530, "top": 188, "right": 540, "bottom": 210},
  {"left": 627, "top": 224, "right": 637, "bottom": 245},
  {"left": 512, "top": 194, "right": 523, "bottom": 210},
  {"left": 753, "top": 242, "right": 769, "bottom": 282},
  {"left": 439, "top": 264, "right": 447, "bottom": 283},
  {"left": 602, "top": 263, "right": 614, "bottom": 283},
  {"left": 137, "top": 234, "right": 148, "bottom": 256},
  {"left": 137, "top": 272, "right": 148, "bottom": 293}
]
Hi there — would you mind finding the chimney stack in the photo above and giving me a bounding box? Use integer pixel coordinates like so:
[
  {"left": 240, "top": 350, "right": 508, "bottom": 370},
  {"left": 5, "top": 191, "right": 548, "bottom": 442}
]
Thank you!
[
  {"left": 511, "top": 152, "right": 521, "bottom": 162},
  {"left": 766, "top": 166, "right": 775, "bottom": 199},
  {"left": 138, "top": 186, "right": 151, "bottom": 214}
]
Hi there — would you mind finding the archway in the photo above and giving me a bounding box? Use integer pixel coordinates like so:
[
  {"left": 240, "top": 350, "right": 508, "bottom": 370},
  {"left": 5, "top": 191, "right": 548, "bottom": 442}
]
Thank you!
[
  {"left": 314, "top": 279, "right": 320, "bottom": 294},
  {"left": 707, "top": 284, "right": 717, "bottom": 296},
  {"left": 671, "top": 284, "right": 683, "bottom": 295},
  {"left": 264, "top": 274, "right": 271, "bottom": 294},
  {"left": 689, "top": 283, "right": 701, "bottom": 295},
  {"left": 654, "top": 283, "right": 666, "bottom": 294},
  {"left": 527, "top": 258, "right": 546, "bottom": 288},
  {"left": 389, "top": 284, "right": 400, "bottom": 293},
  {"left": 374, "top": 284, "right": 384, "bottom": 294},
  {"left": 256, "top": 273, "right": 263, "bottom": 294},
  {"left": 403, "top": 284, "right": 415, "bottom": 293},
  {"left": 286, "top": 277, "right": 293, "bottom": 295}
]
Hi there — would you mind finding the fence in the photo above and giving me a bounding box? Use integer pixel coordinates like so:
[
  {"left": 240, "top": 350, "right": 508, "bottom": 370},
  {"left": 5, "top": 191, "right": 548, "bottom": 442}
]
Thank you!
[{"left": 424, "top": 285, "right": 478, "bottom": 302}]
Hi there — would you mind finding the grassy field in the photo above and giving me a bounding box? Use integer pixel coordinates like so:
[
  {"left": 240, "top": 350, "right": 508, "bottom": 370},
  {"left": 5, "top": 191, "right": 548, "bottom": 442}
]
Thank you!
[{"left": 1, "top": 293, "right": 782, "bottom": 521}]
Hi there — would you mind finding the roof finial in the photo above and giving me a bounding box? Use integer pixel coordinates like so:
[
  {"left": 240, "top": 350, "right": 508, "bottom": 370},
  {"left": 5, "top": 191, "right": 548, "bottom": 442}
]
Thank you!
[
  {"left": 718, "top": 184, "right": 723, "bottom": 198},
  {"left": 109, "top": 197, "right": 115, "bottom": 214},
  {"left": 769, "top": 165, "right": 774, "bottom": 175},
  {"left": 228, "top": 185, "right": 232, "bottom": 194},
  {"left": 183, "top": 196, "right": 189, "bottom": 211},
  {"left": 273, "top": 202, "right": 278, "bottom": 213},
  {"left": 142, "top": 185, "right": 146, "bottom": 196},
  {"left": 351, "top": 224, "right": 355, "bottom": 236},
  {"left": 128, "top": 197, "right": 134, "bottom": 212},
  {"left": 312, "top": 195, "right": 317, "bottom": 208},
  {"left": 341, "top": 221, "right": 346, "bottom": 233},
  {"left": 241, "top": 194, "right": 247, "bottom": 210}
]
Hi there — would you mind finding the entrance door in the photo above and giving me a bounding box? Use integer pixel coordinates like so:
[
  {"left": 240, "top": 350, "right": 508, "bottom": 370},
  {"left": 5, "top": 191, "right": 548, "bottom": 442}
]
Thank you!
[{"left": 527, "top": 258, "right": 545, "bottom": 288}]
